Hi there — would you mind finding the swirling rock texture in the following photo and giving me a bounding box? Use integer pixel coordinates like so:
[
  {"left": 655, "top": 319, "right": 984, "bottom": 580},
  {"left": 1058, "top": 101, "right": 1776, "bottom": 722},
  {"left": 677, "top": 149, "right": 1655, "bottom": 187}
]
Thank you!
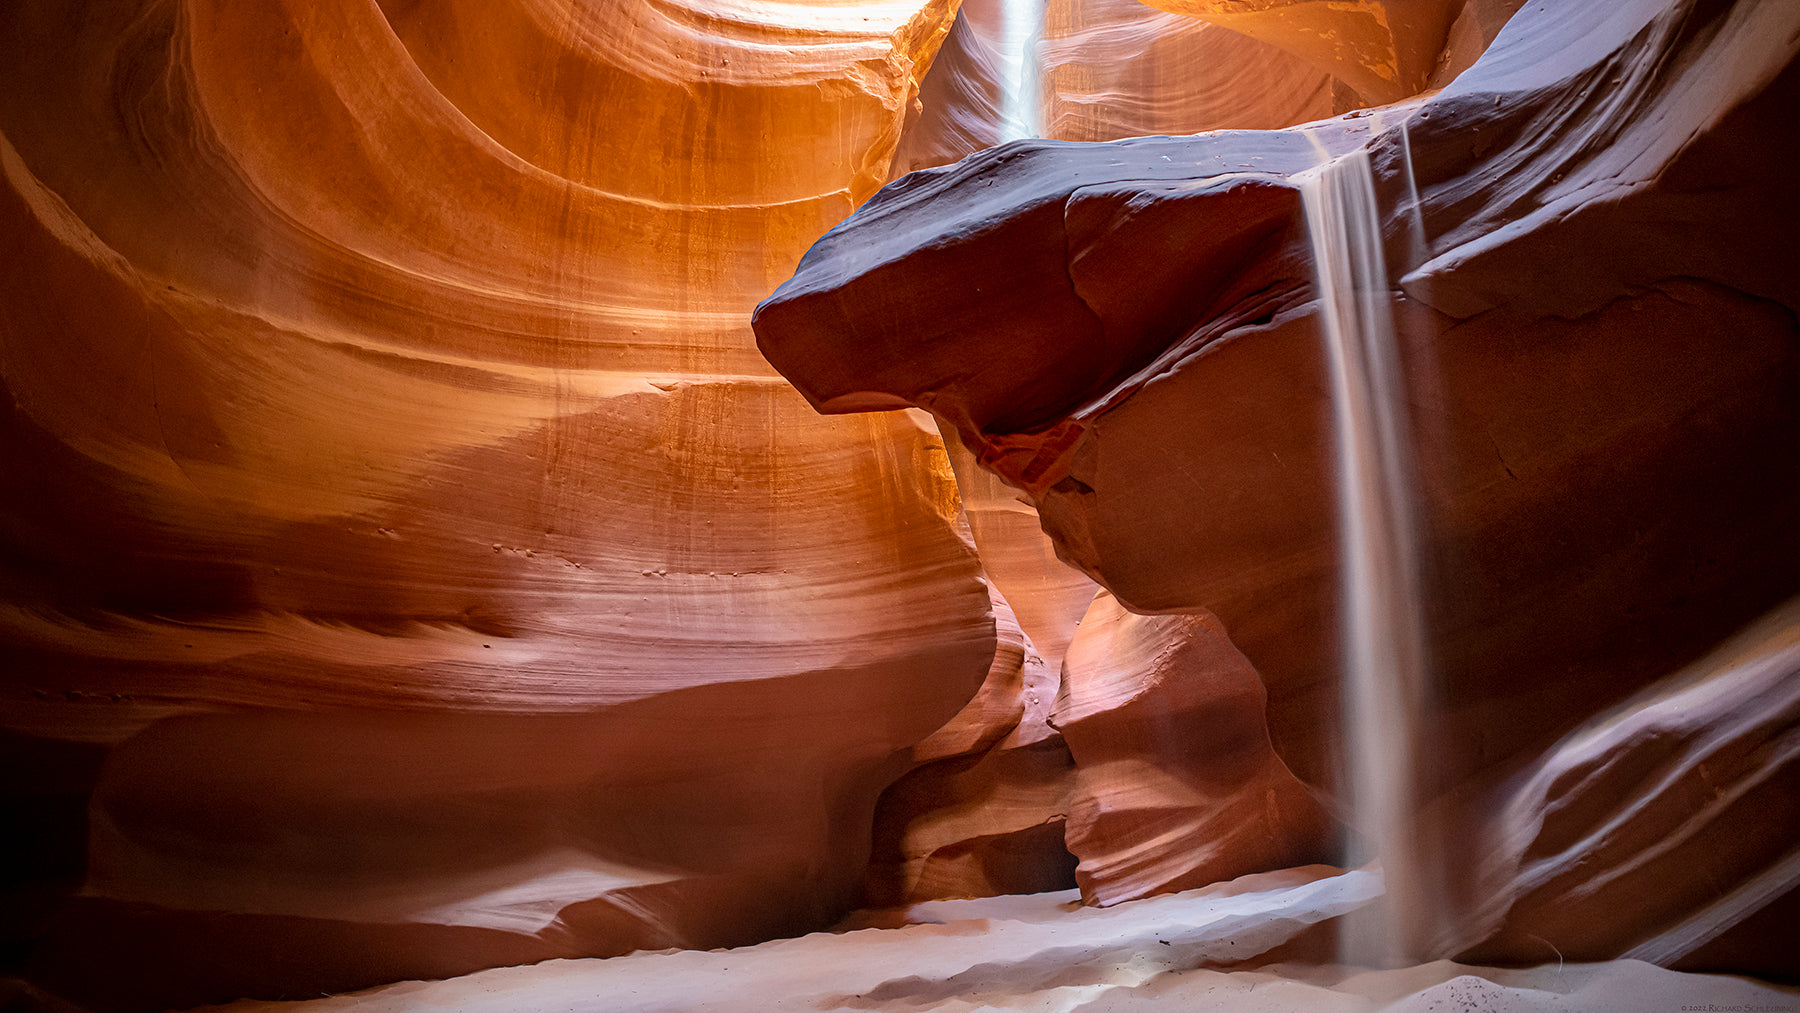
[
  {"left": 1041, "top": 0, "right": 1341, "bottom": 142},
  {"left": 861, "top": 422, "right": 1094, "bottom": 908},
  {"left": 5, "top": 0, "right": 1798, "bottom": 1008},
  {"left": 1056, "top": 591, "right": 1331, "bottom": 906},
  {"left": 758, "top": 0, "right": 1800, "bottom": 980},
  {"left": 1038, "top": 0, "right": 1527, "bottom": 142},
  {"left": 0, "top": 0, "right": 1018, "bottom": 1008},
  {"left": 870, "top": 0, "right": 1108, "bottom": 910},
  {"left": 862, "top": 588, "right": 1078, "bottom": 906},
  {"left": 890, "top": 0, "right": 1009, "bottom": 176},
  {"left": 879, "top": 3, "right": 1547, "bottom": 914},
  {"left": 1131, "top": 0, "right": 1460, "bottom": 105}
]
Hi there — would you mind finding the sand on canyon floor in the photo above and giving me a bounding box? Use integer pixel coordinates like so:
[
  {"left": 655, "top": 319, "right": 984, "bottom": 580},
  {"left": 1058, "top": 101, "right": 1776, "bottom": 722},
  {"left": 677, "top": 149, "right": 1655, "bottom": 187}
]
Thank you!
[{"left": 196, "top": 865, "right": 1798, "bottom": 1013}]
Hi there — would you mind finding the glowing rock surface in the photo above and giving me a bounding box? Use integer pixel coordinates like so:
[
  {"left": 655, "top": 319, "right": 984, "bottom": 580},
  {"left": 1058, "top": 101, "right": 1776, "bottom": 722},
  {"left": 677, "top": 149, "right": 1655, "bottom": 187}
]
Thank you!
[
  {"left": 0, "top": 0, "right": 996, "bottom": 1006},
  {"left": 1130, "top": 0, "right": 1463, "bottom": 104},
  {"left": 1042, "top": 0, "right": 1340, "bottom": 140}
]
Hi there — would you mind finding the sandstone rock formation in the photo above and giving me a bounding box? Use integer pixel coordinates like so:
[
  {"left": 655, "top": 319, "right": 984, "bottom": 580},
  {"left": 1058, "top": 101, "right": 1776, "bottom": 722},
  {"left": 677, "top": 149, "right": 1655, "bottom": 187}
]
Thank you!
[
  {"left": 1451, "top": 598, "right": 1800, "bottom": 971},
  {"left": 1041, "top": 0, "right": 1340, "bottom": 142},
  {"left": 863, "top": 588, "right": 1078, "bottom": 905},
  {"left": 858, "top": 426, "right": 1100, "bottom": 907},
  {"left": 1056, "top": 591, "right": 1331, "bottom": 905},
  {"left": 890, "top": 0, "right": 1011, "bottom": 176},
  {"left": 4, "top": 0, "right": 1798, "bottom": 1006},
  {"left": 757, "top": 0, "right": 1800, "bottom": 974},
  {"left": 1037, "top": 0, "right": 1527, "bottom": 141},
  {"left": 1129, "top": 0, "right": 1462, "bottom": 104},
  {"left": 868, "top": 0, "right": 1434, "bottom": 914},
  {"left": 0, "top": 0, "right": 1002, "bottom": 1007}
]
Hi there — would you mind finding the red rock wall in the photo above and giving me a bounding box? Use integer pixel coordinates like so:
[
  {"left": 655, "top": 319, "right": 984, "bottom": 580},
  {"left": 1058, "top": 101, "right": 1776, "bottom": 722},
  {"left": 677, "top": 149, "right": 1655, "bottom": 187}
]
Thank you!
[
  {"left": 0, "top": 0, "right": 1001, "bottom": 1007},
  {"left": 757, "top": 0, "right": 1800, "bottom": 975},
  {"left": 5, "top": 0, "right": 1797, "bottom": 1005},
  {"left": 1057, "top": 592, "right": 1330, "bottom": 905}
]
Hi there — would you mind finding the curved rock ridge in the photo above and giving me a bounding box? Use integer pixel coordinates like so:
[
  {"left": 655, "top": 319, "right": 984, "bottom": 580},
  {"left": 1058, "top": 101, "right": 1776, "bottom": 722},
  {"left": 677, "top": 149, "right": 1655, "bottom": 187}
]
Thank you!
[
  {"left": 0, "top": 0, "right": 952, "bottom": 385},
  {"left": 1038, "top": 0, "right": 1528, "bottom": 142},
  {"left": 1055, "top": 591, "right": 1332, "bottom": 906},
  {"left": 876, "top": 0, "right": 1370, "bottom": 911},
  {"left": 755, "top": 0, "right": 1800, "bottom": 971},
  {"left": 856, "top": 428, "right": 1096, "bottom": 909},
  {"left": 938, "top": 423, "right": 1101, "bottom": 675},
  {"left": 1133, "top": 0, "right": 1463, "bottom": 105},
  {"left": 890, "top": 1, "right": 1009, "bottom": 177},
  {"left": 865, "top": 587, "right": 1079, "bottom": 905},
  {"left": 898, "top": 0, "right": 1373, "bottom": 170},
  {"left": 1450, "top": 596, "right": 1800, "bottom": 969},
  {"left": 1041, "top": 0, "right": 1340, "bottom": 141},
  {"left": 0, "top": 0, "right": 1001, "bottom": 1008}
]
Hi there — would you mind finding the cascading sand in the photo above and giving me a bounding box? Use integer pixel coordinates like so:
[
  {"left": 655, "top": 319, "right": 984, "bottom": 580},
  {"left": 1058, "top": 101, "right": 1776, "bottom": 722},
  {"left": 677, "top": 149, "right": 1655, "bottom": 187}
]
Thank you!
[{"left": 1299, "top": 143, "right": 1435, "bottom": 968}]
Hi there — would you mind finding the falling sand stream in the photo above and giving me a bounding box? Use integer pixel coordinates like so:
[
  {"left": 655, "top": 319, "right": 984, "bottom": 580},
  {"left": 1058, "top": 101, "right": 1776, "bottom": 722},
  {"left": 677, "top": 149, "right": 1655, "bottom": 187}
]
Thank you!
[{"left": 1298, "top": 141, "right": 1435, "bottom": 968}]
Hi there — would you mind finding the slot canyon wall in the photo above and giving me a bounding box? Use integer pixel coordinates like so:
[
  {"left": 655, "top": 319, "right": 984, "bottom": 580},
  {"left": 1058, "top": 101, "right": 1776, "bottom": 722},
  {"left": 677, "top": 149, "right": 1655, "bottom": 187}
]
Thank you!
[
  {"left": 0, "top": 0, "right": 1000, "bottom": 1007},
  {"left": 0, "top": 0, "right": 1796, "bottom": 1010},
  {"left": 760, "top": 0, "right": 1800, "bottom": 981}
]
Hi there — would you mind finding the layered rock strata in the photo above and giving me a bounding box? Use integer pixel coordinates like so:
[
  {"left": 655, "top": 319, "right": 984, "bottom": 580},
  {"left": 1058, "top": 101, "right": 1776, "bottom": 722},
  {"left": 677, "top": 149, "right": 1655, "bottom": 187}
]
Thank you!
[
  {"left": 1451, "top": 597, "right": 1800, "bottom": 970},
  {"left": 0, "top": 0, "right": 994, "bottom": 1008},
  {"left": 1056, "top": 591, "right": 1331, "bottom": 905},
  {"left": 756, "top": 0, "right": 1800, "bottom": 971},
  {"left": 1130, "top": 0, "right": 1463, "bottom": 104},
  {"left": 1041, "top": 0, "right": 1340, "bottom": 141},
  {"left": 864, "top": 588, "right": 1078, "bottom": 905}
]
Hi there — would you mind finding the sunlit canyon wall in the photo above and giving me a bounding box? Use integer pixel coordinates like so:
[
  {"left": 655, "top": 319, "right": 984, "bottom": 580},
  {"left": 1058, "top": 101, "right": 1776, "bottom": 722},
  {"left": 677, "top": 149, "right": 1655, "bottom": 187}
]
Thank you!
[
  {"left": 0, "top": 0, "right": 993, "bottom": 1007},
  {"left": 2, "top": 0, "right": 1797, "bottom": 1009}
]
